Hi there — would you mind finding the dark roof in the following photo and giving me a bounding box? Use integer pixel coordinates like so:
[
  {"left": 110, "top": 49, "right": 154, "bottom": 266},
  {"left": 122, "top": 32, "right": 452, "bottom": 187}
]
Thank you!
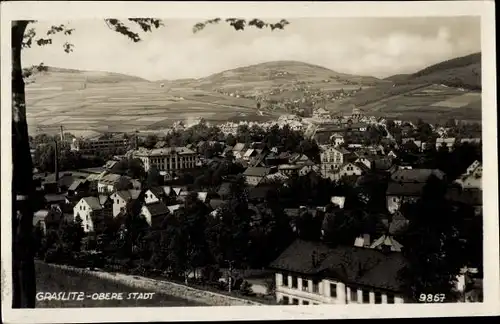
[
  {"left": 373, "top": 158, "right": 393, "bottom": 171},
  {"left": 446, "top": 188, "right": 482, "bottom": 206},
  {"left": 269, "top": 239, "right": 408, "bottom": 292},
  {"left": 391, "top": 169, "right": 444, "bottom": 182},
  {"left": 148, "top": 187, "right": 165, "bottom": 198},
  {"left": 144, "top": 201, "right": 170, "bottom": 217},
  {"left": 209, "top": 199, "right": 225, "bottom": 210},
  {"left": 243, "top": 167, "right": 271, "bottom": 178},
  {"left": 354, "top": 162, "right": 371, "bottom": 173},
  {"left": 44, "top": 194, "right": 66, "bottom": 203},
  {"left": 386, "top": 182, "right": 426, "bottom": 196}
]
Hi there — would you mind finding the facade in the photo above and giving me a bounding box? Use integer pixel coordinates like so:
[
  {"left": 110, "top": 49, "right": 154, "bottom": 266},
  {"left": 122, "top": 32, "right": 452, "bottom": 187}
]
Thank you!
[
  {"left": 320, "top": 146, "right": 350, "bottom": 174},
  {"left": 454, "top": 160, "right": 482, "bottom": 190},
  {"left": 134, "top": 147, "right": 197, "bottom": 172},
  {"left": 110, "top": 190, "right": 141, "bottom": 217},
  {"left": 70, "top": 135, "right": 129, "bottom": 154},
  {"left": 243, "top": 167, "right": 272, "bottom": 186},
  {"left": 73, "top": 197, "right": 103, "bottom": 233},
  {"left": 338, "top": 162, "right": 368, "bottom": 178},
  {"left": 270, "top": 240, "right": 407, "bottom": 305},
  {"left": 436, "top": 137, "right": 456, "bottom": 150},
  {"left": 141, "top": 201, "right": 170, "bottom": 227}
]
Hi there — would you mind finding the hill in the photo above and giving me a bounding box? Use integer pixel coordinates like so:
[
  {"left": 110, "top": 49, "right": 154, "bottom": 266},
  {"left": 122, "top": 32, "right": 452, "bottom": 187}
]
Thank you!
[
  {"left": 388, "top": 52, "right": 481, "bottom": 90},
  {"left": 24, "top": 66, "right": 276, "bottom": 136},
  {"left": 186, "top": 60, "right": 386, "bottom": 96},
  {"left": 330, "top": 53, "right": 482, "bottom": 123}
]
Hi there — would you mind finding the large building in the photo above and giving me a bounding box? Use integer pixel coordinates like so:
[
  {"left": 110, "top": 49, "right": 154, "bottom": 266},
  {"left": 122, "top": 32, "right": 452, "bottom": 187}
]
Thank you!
[
  {"left": 71, "top": 134, "right": 130, "bottom": 154},
  {"left": 133, "top": 146, "right": 197, "bottom": 172},
  {"left": 269, "top": 240, "right": 408, "bottom": 305}
]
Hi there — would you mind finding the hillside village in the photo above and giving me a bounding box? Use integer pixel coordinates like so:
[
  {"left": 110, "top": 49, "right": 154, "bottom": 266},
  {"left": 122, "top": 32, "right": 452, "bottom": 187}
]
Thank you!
[{"left": 30, "top": 106, "right": 483, "bottom": 305}]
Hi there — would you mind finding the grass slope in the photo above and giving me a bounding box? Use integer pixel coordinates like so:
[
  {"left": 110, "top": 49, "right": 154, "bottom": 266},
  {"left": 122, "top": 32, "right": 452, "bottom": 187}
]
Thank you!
[
  {"left": 331, "top": 53, "right": 482, "bottom": 122},
  {"left": 35, "top": 261, "right": 204, "bottom": 307}
]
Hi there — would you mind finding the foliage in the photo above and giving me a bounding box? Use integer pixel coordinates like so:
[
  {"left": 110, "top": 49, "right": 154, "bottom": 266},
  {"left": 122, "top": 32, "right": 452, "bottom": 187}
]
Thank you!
[
  {"left": 114, "top": 158, "right": 146, "bottom": 180},
  {"left": 398, "top": 175, "right": 468, "bottom": 301}
]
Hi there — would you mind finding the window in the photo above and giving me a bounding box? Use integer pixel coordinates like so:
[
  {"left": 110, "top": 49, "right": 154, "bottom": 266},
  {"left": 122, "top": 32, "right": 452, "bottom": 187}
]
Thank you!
[
  {"left": 362, "top": 290, "right": 370, "bottom": 303},
  {"left": 387, "top": 294, "right": 395, "bottom": 304},
  {"left": 330, "top": 283, "right": 337, "bottom": 298},
  {"left": 282, "top": 274, "right": 289, "bottom": 287},
  {"left": 292, "top": 298, "right": 299, "bottom": 305},
  {"left": 350, "top": 288, "right": 358, "bottom": 302},
  {"left": 85, "top": 225, "right": 89, "bottom": 231},
  {"left": 312, "top": 279, "right": 319, "bottom": 293},
  {"left": 282, "top": 296, "right": 289, "bottom": 305},
  {"left": 291, "top": 276, "right": 298, "bottom": 289},
  {"left": 302, "top": 280, "right": 309, "bottom": 291},
  {"left": 302, "top": 300, "right": 309, "bottom": 305},
  {"left": 374, "top": 292, "right": 382, "bottom": 304}
]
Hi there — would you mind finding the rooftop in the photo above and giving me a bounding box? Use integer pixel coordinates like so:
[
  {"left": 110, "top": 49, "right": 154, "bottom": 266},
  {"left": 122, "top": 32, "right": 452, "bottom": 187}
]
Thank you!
[{"left": 269, "top": 239, "right": 407, "bottom": 292}]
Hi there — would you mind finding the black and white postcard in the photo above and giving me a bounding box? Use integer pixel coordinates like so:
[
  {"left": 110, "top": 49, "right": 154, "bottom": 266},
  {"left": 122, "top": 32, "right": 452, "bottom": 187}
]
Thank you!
[{"left": 1, "top": 1, "right": 498, "bottom": 322}]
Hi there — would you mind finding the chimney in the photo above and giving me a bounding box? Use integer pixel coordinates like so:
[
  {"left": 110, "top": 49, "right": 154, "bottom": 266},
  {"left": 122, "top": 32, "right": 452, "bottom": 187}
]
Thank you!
[
  {"left": 54, "top": 140, "right": 59, "bottom": 193},
  {"left": 59, "top": 125, "right": 64, "bottom": 142}
]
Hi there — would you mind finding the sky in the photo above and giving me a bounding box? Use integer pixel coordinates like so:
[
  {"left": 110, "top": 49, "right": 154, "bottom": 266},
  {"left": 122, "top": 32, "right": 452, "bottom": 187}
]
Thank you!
[{"left": 21, "top": 17, "right": 481, "bottom": 81}]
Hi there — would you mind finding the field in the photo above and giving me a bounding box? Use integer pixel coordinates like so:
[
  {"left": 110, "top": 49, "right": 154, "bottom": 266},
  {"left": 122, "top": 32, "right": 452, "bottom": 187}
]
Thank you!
[
  {"left": 25, "top": 55, "right": 482, "bottom": 136},
  {"left": 329, "top": 83, "right": 482, "bottom": 122},
  {"left": 35, "top": 261, "right": 204, "bottom": 307}
]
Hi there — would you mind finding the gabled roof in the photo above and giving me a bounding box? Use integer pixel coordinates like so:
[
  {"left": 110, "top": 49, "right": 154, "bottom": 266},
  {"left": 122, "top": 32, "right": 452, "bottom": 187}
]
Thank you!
[
  {"left": 243, "top": 149, "right": 256, "bottom": 157},
  {"left": 172, "top": 187, "right": 183, "bottom": 196},
  {"left": 197, "top": 192, "right": 208, "bottom": 202},
  {"left": 162, "top": 186, "right": 173, "bottom": 196},
  {"left": 98, "top": 195, "right": 109, "bottom": 205},
  {"left": 148, "top": 187, "right": 165, "bottom": 198},
  {"left": 243, "top": 167, "right": 271, "bottom": 178},
  {"left": 143, "top": 201, "right": 169, "bottom": 217},
  {"left": 269, "top": 239, "right": 407, "bottom": 292},
  {"left": 370, "top": 235, "right": 404, "bottom": 252},
  {"left": 81, "top": 197, "right": 103, "bottom": 210},
  {"left": 68, "top": 180, "right": 84, "bottom": 191}
]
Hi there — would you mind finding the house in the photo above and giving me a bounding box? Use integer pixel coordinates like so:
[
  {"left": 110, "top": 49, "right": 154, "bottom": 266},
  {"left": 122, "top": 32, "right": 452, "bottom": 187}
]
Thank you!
[
  {"left": 289, "top": 153, "right": 312, "bottom": 166},
  {"left": 243, "top": 167, "right": 272, "bottom": 186},
  {"left": 460, "top": 138, "right": 481, "bottom": 145},
  {"left": 33, "top": 208, "right": 62, "bottom": 234},
  {"left": 278, "top": 164, "right": 303, "bottom": 177},
  {"left": 141, "top": 201, "right": 170, "bottom": 227},
  {"left": 67, "top": 179, "right": 89, "bottom": 197},
  {"left": 454, "top": 160, "right": 482, "bottom": 190},
  {"left": 387, "top": 150, "right": 398, "bottom": 159},
  {"left": 134, "top": 146, "right": 197, "bottom": 172},
  {"left": 144, "top": 187, "right": 166, "bottom": 204},
  {"left": 97, "top": 173, "right": 125, "bottom": 193},
  {"left": 242, "top": 149, "right": 258, "bottom": 161},
  {"left": 330, "top": 133, "right": 344, "bottom": 147},
  {"left": 232, "top": 143, "right": 248, "bottom": 159},
  {"left": 73, "top": 197, "right": 104, "bottom": 233},
  {"left": 386, "top": 169, "right": 445, "bottom": 214},
  {"left": 110, "top": 189, "right": 142, "bottom": 217},
  {"left": 436, "top": 137, "right": 456, "bottom": 150},
  {"left": 338, "top": 162, "right": 369, "bottom": 178},
  {"left": 319, "top": 146, "right": 352, "bottom": 175},
  {"left": 330, "top": 196, "right": 346, "bottom": 209},
  {"left": 269, "top": 239, "right": 408, "bottom": 305}
]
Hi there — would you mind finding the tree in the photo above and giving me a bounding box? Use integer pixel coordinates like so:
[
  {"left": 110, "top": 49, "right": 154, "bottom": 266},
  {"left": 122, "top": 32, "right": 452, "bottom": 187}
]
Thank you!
[
  {"left": 399, "top": 175, "right": 467, "bottom": 302},
  {"left": 146, "top": 164, "right": 162, "bottom": 188},
  {"left": 144, "top": 134, "right": 158, "bottom": 149},
  {"left": 12, "top": 17, "right": 289, "bottom": 308}
]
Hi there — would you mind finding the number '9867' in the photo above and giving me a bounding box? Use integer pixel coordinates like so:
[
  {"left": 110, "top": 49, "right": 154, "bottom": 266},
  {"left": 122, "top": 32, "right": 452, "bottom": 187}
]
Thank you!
[{"left": 419, "top": 293, "right": 446, "bottom": 302}]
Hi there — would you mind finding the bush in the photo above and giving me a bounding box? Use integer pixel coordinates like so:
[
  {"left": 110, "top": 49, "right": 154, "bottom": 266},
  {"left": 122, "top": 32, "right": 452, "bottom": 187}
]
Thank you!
[{"left": 240, "top": 280, "right": 253, "bottom": 296}]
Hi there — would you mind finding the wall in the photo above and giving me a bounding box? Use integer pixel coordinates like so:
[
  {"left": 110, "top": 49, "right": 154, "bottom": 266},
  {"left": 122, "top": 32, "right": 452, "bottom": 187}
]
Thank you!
[{"left": 275, "top": 272, "right": 404, "bottom": 305}]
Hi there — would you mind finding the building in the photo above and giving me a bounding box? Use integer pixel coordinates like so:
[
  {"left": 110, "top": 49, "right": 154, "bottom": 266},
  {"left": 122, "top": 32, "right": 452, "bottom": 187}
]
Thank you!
[
  {"left": 73, "top": 197, "right": 104, "bottom": 233},
  {"left": 454, "top": 160, "right": 482, "bottom": 190},
  {"left": 338, "top": 162, "right": 369, "bottom": 178},
  {"left": 141, "top": 201, "right": 170, "bottom": 227},
  {"left": 243, "top": 167, "right": 272, "bottom": 186},
  {"left": 331, "top": 133, "right": 345, "bottom": 147},
  {"left": 70, "top": 134, "right": 130, "bottom": 154},
  {"left": 436, "top": 137, "right": 456, "bottom": 150},
  {"left": 110, "top": 189, "right": 142, "bottom": 217},
  {"left": 319, "top": 146, "right": 352, "bottom": 175},
  {"left": 269, "top": 239, "right": 408, "bottom": 305},
  {"left": 386, "top": 169, "right": 445, "bottom": 214},
  {"left": 134, "top": 146, "right": 197, "bottom": 172},
  {"left": 96, "top": 173, "right": 140, "bottom": 194}
]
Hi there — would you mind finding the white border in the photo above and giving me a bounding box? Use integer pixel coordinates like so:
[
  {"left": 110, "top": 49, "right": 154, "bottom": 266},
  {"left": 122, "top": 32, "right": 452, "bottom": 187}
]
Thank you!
[{"left": 1, "top": 1, "right": 498, "bottom": 323}]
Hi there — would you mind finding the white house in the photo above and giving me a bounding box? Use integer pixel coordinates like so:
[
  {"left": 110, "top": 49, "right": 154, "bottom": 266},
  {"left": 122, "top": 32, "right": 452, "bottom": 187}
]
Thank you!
[
  {"left": 73, "top": 197, "right": 103, "bottom": 233},
  {"left": 338, "top": 162, "right": 368, "bottom": 178},
  {"left": 436, "top": 137, "right": 456, "bottom": 150},
  {"left": 270, "top": 240, "right": 407, "bottom": 305},
  {"left": 140, "top": 201, "right": 170, "bottom": 226},
  {"left": 319, "top": 145, "right": 351, "bottom": 177},
  {"left": 110, "top": 189, "right": 142, "bottom": 217}
]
